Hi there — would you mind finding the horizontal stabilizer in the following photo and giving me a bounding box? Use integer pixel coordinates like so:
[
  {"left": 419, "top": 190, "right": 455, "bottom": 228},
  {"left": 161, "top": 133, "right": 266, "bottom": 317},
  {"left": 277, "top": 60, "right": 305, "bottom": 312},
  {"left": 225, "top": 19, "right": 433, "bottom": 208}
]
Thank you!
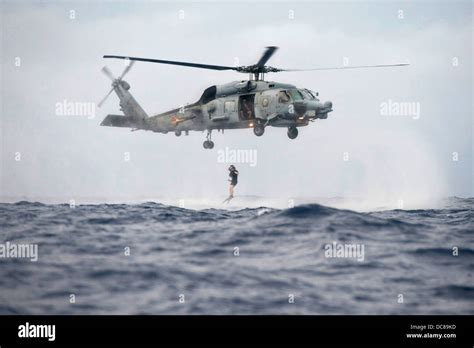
[{"left": 100, "top": 115, "right": 138, "bottom": 128}]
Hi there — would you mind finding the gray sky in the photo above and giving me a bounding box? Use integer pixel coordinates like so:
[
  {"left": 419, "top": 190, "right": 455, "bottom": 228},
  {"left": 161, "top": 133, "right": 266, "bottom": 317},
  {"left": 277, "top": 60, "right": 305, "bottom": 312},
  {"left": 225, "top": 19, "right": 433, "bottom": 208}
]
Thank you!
[{"left": 1, "top": 0, "right": 472, "bottom": 209}]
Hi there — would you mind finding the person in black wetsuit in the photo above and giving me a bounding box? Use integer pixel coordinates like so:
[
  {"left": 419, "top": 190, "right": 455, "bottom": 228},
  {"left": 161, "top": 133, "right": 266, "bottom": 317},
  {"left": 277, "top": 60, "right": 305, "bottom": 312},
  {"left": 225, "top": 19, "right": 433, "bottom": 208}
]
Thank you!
[{"left": 224, "top": 165, "right": 239, "bottom": 203}]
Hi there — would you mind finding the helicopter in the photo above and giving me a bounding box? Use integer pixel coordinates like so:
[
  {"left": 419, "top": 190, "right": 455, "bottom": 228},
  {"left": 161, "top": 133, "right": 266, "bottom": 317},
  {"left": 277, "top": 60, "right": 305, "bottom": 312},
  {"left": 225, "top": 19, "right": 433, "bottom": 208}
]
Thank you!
[{"left": 99, "top": 47, "right": 408, "bottom": 149}]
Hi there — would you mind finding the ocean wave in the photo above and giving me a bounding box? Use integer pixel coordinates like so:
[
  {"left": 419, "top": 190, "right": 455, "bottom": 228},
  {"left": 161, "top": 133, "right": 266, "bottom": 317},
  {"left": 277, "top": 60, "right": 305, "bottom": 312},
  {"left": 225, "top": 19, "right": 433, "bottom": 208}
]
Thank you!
[{"left": 0, "top": 198, "right": 472, "bottom": 314}]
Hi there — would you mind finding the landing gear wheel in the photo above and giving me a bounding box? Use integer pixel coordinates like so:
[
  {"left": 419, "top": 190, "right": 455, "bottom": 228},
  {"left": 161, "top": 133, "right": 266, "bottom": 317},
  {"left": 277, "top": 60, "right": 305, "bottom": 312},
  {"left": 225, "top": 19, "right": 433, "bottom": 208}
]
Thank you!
[
  {"left": 203, "top": 140, "right": 214, "bottom": 149},
  {"left": 253, "top": 123, "right": 265, "bottom": 136},
  {"left": 175, "top": 130, "right": 182, "bottom": 137},
  {"left": 203, "top": 130, "right": 214, "bottom": 149},
  {"left": 287, "top": 126, "right": 298, "bottom": 139}
]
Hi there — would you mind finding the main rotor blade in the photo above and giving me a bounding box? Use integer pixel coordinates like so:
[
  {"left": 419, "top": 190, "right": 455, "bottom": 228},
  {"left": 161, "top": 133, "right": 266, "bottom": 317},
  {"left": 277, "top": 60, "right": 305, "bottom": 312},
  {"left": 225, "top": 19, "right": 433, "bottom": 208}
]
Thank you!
[
  {"left": 278, "top": 63, "right": 410, "bottom": 72},
  {"left": 118, "top": 60, "right": 135, "bottom": 80},
  {"left": 256, "top": 46, "right": 278, "bottom": 68},
  {"left": 98, "top": 87, "right": 114, "bottom": 108},
  {"left": 101, "top": 66, "right": 116, "bottom": 81},
  {"left": 104, "top": 55, "right": 238, "bottom": 71}
]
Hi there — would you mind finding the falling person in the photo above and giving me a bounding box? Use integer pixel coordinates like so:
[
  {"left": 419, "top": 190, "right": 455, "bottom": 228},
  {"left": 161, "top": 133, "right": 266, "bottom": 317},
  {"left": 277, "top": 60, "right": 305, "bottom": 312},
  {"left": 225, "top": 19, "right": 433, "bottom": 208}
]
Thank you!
[{"left": 223, "top": 165, "right": 239, "bottom": 204}]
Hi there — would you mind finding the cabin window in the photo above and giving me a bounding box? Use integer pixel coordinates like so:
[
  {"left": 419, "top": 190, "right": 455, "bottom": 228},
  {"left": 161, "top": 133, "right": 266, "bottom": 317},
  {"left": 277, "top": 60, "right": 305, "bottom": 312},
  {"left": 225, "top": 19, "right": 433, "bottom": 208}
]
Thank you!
[
  {"left": 224, "top": 100, "right": 236, "bottom": 112},
  {"left": 278, "top": 91, "right": 290, "bottom": 103}
]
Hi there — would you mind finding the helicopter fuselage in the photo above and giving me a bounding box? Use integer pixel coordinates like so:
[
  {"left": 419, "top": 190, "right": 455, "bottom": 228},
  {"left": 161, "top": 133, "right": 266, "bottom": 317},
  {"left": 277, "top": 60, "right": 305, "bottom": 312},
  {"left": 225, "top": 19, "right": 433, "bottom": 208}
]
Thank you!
[
  {"left": 100, "top": 77, "right": 332, "bottom": 148},
  {"left": 146, "top": 80, "right": 333, "bottom": 135}
]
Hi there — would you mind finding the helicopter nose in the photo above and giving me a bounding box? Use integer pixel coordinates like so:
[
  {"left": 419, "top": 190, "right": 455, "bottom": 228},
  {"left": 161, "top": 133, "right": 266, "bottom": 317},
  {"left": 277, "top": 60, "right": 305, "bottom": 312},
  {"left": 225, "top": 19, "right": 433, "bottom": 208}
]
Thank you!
[
  {"left": 316, "top": 101, "right": 333, "bottom": 119},
  {"left": 302, "top": 100, "right": 333, "bottom": 119},
  {"left": 305, "top": 100, "right": 332, "bottom": 112},
  {"left": 322, "top": 101, "right": 332, "bottom": 111}
]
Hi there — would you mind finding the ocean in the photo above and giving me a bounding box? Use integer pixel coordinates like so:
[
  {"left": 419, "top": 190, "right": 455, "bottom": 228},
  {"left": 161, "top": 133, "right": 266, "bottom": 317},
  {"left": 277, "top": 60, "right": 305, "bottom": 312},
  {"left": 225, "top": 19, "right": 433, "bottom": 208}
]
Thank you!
[{"left": 0, "top": 197, "right": 472, "bottom": 314}]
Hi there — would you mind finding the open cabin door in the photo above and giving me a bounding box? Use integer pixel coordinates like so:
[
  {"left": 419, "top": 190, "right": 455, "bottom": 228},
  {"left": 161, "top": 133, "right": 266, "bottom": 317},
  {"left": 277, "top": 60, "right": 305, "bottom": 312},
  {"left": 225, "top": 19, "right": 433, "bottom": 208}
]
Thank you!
[{"left": 238, "top": 94, "right": 255, "bottom": 121}]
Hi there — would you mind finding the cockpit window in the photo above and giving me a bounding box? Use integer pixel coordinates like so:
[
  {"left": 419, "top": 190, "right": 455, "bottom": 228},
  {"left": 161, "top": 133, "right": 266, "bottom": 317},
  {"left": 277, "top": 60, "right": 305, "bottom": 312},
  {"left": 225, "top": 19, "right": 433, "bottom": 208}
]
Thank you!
[
  {"left": 278, "top": 91, "right": 290, "bottom": 103},
  {"left": 288, "top": 89, "right": 304, "bottom": 101},
  {"left": 300, "top": 89, "right": 314, "bottom": 100}
]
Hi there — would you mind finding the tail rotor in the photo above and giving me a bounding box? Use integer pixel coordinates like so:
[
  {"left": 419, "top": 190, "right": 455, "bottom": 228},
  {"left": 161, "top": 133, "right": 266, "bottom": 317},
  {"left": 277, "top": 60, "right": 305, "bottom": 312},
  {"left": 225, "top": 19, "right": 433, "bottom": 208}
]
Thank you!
[{"left": 98, "top": 61, "right": 135, "bottom": 108}]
